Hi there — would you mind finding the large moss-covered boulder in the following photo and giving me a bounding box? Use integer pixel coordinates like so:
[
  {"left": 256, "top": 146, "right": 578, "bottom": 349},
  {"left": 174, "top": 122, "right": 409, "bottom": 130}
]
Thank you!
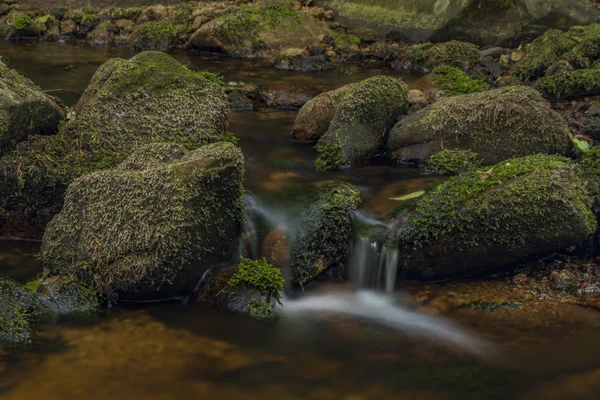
[
  {"left": 291, "top": 84, "right": 354, "bottom": 141},
  {"left": 290, "top": 182, "right": 361, "bottom": 286},
  {"left": 515, "top": 24, "right": 600, "bottom": 82},
  {"left": 186, "top": 0, "right": 330, "bottom": 57},
  {"left": 0, "top": 59, "right": 64, "bottom": 155},
  {"left": 0, "top": 51, "right": 229, "bottom": 237},
  {"left": 394, "top": 154, "right": 597, "bottom": 279},
  {"left": 315, "top": 0, "right": 600, "bottom": 46},
  {"left": 41, "top": 142, "right": 244, "bottom": 299},
  {"left": 316, "top": 76, "right": 409, "bottom": 171},
  {"left": 387, "top": 86, "right": 572, "bottom": 166},
  {"left": 0, "top": 278, "right": 51, "bottom": 347}
]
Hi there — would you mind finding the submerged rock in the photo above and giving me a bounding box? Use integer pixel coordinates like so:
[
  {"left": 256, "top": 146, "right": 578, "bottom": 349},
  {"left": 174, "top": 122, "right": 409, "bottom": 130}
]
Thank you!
[
  {"left": 291, "top": 83, "right": 354, "bottom": 141},
  {"left": 0, "top": 51, "right": 229, "bottom": 237},
  {"left": 259, "top": 83, "right": 313, "bottom": 109},
  {"left": 316, "top": 76, "right": 409, "bottom": 170},
  {"left": 290, "top": 182, "right": 361, "bottom": 286},
  {"left": 387, "top": 86, "right": 572, "bottom": 166},
  {"left": 0, "top": 278, "right": 51, "bottom": 347},
  {"left": 0, "top": 58, "right": 64, "bottom": 155},
  {"left": 394, "top": 154, "right": 597, "bottom": 279},
  {"left": 41, "top": 142, "right": 244, "bottom": 299}
]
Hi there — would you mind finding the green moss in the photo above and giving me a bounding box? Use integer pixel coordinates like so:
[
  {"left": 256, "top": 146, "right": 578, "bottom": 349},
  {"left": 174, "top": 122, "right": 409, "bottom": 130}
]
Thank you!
[
  {"left": 34, "top": 14, "right": 54, "bottom": 25},
  {"left": 316, "top": 75, "right": 409, "bottom": 170},
  {"left": 516, "top": 24, "right": 600, "bottom": 81},
  {"left": 228, "top": 257, "right": 284, "bottom": 305},
  {"left": 0, "top": 278, "right": 51, "bottom": 347},
  {"left": 247, "top": 299, "right": 276, "bottom": 320},
  {"left": 41, "top": 142, "right": 245, "bottom": 298},
  {"left": 427, "top": 149, "right": 481, "bottom": 175},
  {"left": 535, "top": 69, "right": 600, "bottom": 100},
  {"left": 134, "top": 21, "right": 183, "bottom": 40},
  {"left": 0, "top": 52, "right": 229, "bottom": 234},
  {"left": 291, "top": 182, "right": 361, "bottom": 286},
  {"left": 12, "top": 13, "right": 34, "bottom": 31},
  {"left": 395, "top": 154, "right": 597, "bottom": 278},
  {"left": 81, "top": 8, "right": 100, "bottom": 26},
  {"left": 581, "top": 146, "right": 600, "bottom": 214},
  {"left": 462, "top": 300, "right": 522, "bottom": 312},
  {"left": 408, "top": 41, "right": 482, "bottom": 70},
  {"left": 432, "top": 65, "right": 489, "bottom": 95},
  {"left": 333, "top": 32, "right": 361, "bottom": 54}
]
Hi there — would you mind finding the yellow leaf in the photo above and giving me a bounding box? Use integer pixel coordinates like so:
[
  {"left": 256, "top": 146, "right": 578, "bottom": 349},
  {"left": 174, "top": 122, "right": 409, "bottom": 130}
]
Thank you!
[{"left": 390, "top": 190, "right": 426, "bottom": 201}]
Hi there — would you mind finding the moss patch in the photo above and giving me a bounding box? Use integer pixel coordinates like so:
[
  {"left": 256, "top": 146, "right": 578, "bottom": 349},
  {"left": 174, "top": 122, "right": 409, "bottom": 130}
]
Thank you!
[
  {"left": 41, "top": 142, "right": 244, "bottom": 299},
  {"left": 535, "top": 69, "right": 600, "bottom": 100},
  {"left": 432, "top": 65, "right": 489, "bottom": 95},
  {"left": 427, "top": 149, "right": 481, "bottom": 175},
  {"left": 11, "top": 13, "right": 34, "bottom": 31},
  {"left": 408, "top": 41, "right": 481, "bottom": 70}
]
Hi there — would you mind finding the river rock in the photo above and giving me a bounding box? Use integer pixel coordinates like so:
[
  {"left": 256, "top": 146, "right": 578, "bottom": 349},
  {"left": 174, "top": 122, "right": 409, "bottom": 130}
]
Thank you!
[
  {"left": 316, "top": 76, "right": 409, "bottom": 170},
  {"left": 186, "top": 1, "right": 331, "bottom": 57},
  {"left": 387, "top": 86, "right": 572, "bottom": 166},
  {"left": 291, "top": 83, "right": 354, "bottom": 141},
  {"left": 259, "top": 83, "right": 313, "bottom": 109},
  {"left": 290, "top": 182, "right": 361, "bottom": 286},
  {"left": 314, "top": 0, "right": 600, "bottom": 46},
  {"left": 393, "top": 154, "right": 597, "bottom": 279},
  {"left": 0, "top": 58, "right": 64, "bottom": 155},
  {"left": 0, "top": 278, "right": 51, "bottom": 347},
  {"left": 0, "top": 51, "right": 229, "bottom": 237},
  {"left": 41, "top": 142, "right": 244, "bottom": 299}
]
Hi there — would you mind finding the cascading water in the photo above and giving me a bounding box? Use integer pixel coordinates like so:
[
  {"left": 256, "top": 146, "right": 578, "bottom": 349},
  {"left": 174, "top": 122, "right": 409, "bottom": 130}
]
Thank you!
[
  {"left": 348, "top": 211, "right": 401, "bottom": 293},
  {"left": 241, "top": 194, "right": 290, "bottom": 260}
]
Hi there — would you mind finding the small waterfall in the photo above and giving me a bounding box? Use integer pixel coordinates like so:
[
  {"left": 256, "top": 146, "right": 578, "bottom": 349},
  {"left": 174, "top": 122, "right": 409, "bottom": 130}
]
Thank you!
[
  {"left": 348, "top": 211, "right": 401, "bottom": 293},
  {"left": 241, "top": 194, "right": 290, "bottom": 260}
]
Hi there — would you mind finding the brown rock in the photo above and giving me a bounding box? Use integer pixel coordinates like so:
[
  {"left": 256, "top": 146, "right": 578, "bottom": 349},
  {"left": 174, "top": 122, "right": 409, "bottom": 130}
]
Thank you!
[
  {"left": 259, "top": 83, "right": 313, "bottom": 109},
  {"left": 261, "top": 227, "right": 291, "bottom": 280}
]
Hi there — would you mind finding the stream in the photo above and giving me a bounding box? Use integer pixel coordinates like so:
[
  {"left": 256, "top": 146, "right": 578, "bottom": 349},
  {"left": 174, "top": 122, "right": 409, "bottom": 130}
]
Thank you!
[{"left": 1, "top": 41, "right": 600, "bottom": 400}]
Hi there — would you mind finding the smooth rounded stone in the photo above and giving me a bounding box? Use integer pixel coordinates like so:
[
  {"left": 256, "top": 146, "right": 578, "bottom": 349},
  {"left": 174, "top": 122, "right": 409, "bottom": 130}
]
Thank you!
[
  {"left": 387, "top": 86, "right": 573, "bottom": 166},
  {"left": 290, "top": 182, "right": 361, "bottom": 286},
  {"left": 259, "top": 83, "right": 313, "bottom": 109},
  {"left": 0, "top": 278, "right": 52, "bottom": 347},
  {"left": 41, "top": 142, "right": 245, "bottom": 299},
  {"left": 392, "top": 154, "right": 597, "bottom": 280},
  {"left": 316, "top": 76, "right": 409, "bottom": 170},
  {"left": 0, "top": 51, "right": 229, "bottom": 238},
  {"left": 0, "top": 58, "right": 64, "bottom": 155},
  {"left": 261, "top": 226, "right": 291, "bottom": 280},
  {"left": 291, "top": 83, "right": 354, "bottom": 141}
]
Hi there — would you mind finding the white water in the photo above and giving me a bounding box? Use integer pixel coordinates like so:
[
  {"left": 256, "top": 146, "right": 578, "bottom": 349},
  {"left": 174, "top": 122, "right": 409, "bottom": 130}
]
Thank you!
[{"left": 281, "top": 290, "right": 490, "bottom": 357}]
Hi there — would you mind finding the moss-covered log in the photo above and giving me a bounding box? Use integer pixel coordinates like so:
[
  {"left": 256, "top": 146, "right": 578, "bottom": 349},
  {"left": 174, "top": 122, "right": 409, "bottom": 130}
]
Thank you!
[
  {"left": 41, "top": 142, "right": 244, "bottom": 299},
  {"left": 387, "top": 86, "right": 572, "bottom": 166}
]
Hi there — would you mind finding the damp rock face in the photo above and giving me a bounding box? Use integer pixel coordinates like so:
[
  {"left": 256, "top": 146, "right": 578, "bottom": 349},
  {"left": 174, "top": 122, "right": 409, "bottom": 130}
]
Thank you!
[
  {"left": 0, "top": 58, "right": 64, "bottom": 155},
  {"left": 387, "top": 86, "right": 572, "bottom": 166},
  {"left": 393, "top": 154, "right": 597, "bottom": 280},
  {"left": 41, "top": 142, "right": 245, "bottom": 299},
  {"left": 0, "top": 51, "right": 229, "bottom": 237},
  {"left": 316, "top": 76, "right": 409, "bottom": 171}
]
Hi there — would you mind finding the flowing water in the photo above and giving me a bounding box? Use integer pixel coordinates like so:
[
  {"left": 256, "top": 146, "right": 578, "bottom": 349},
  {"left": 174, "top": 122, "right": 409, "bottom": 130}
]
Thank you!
[{"left": 2, "top": 41, "right": 600, "bottom": 399}]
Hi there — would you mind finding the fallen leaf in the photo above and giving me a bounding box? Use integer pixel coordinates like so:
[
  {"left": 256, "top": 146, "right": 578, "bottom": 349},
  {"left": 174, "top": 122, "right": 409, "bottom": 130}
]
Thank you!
[{"left": 390, "top": 190, "right": 426, "bottom": 201}]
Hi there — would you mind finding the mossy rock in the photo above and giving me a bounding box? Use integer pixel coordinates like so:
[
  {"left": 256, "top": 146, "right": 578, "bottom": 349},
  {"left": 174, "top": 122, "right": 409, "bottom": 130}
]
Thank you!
[
  {"left": 291, "top": 83, "right": 354, "bottom": 141},
  {"left": 186, "top": 0, "right": 330, "bottom": 57},
  {"left": 535, "top": 69, "right": 600, "bottom": 100},
  {"left": 393, "top": 154, "right": 597, "bottom": 279},
  {"left": 581, "top": 145, "right": 600, "bottom": 215},
  {"left": 0, "top": 51, "right": 229, "bottom": 237},
  {"left": 515, "top": 24, "right": 600, "bottom": 82},
  {"left": 316, "top": 76, "right": 409, "bottom": 171},
  {"left": 431, "top": 65, "right": 489, "bottom": 95},
  {"left": 407, "top": 41, "right": 482, "bottom": 70},
  {"left": 290, "top": 182, "right": 361, "bottom": 286},
  {"left": 0, "top": 278, "right": 51, "bottom": 347},
  {"left": 387, "top": 86, "right": 572, "bottom": 166},
  {"left": 131, "top": 21, "right": 186, "bottom": 51},
  {"left": 40, "top": 142, "right": 244, "bottom": 300},
  {"left": 33, "top": 276, "right": 100, "bottom": 315},
  {"left": 0, "top": 59, "right": 64, "bottom": 155}
]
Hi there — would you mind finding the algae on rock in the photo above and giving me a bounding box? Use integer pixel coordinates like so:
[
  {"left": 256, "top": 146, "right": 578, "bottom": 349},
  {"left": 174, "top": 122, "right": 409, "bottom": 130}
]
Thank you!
[
  {"left": 387, "top": 86, "right": 572, "bottom": 166},
  {"left": 0, "top": 58, "right": 64, "bottom": 155},
  {"left": 41, "top": 142, "right": 245, "bottom": 299},
  {"left": 0, "top": 51, "right": 229, "bottom": 237},
  {"left": 393, "top": 154, "right": 597, "bottom": 279},
  {"left": 316, "top": 75, "right": 409, "bottom": 171}
]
